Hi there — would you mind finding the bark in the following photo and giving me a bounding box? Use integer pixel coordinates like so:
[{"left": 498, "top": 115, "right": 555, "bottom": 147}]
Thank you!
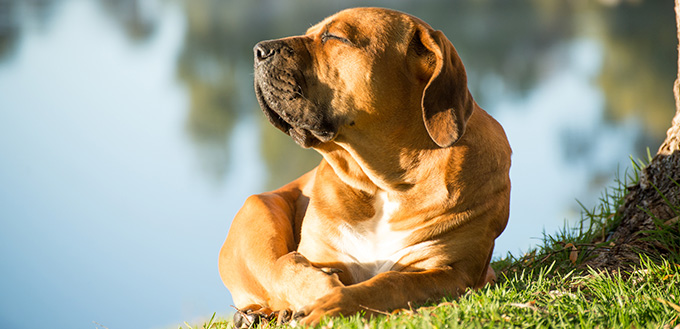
[{"left": 585, "top": 0, "right": 680, "bottom": 270}]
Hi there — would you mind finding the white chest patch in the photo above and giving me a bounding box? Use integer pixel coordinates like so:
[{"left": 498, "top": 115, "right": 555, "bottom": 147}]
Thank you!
[{"left": 335, "top": 191, "right": 421, "bottom": 282}]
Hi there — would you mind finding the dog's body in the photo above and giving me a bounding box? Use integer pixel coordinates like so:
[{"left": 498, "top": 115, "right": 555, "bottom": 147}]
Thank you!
[{"left": 219, "top": 8, "right": 511, "bottom": 325}]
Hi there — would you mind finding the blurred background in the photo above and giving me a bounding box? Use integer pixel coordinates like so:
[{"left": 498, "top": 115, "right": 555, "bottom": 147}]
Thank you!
[{"left": 0, "top": 0, "right": 676, "bottom": 328}]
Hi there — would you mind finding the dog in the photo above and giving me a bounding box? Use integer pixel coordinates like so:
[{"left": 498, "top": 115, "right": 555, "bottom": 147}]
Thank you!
[{"left": 219, "top": 7, "right": 511, "bottom": 326}]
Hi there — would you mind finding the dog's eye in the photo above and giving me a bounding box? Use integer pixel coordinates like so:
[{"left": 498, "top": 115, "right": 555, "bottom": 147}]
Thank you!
[{"left": 321, "top": 32, "right": 350, "bottom": 45}]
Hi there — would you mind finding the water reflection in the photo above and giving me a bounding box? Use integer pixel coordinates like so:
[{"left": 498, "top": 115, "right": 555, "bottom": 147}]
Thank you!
[
  {"left": 98, "top": 0, "right": 158, "bottom": 42},
  {"left": 597, "top": 1, "right": 677, "bottom": 137},
  {"left": 0, "top": 1, "right": 676, "bottom": 329},
  {"left": 0, "top": 0, "right": 55, "bottom": 62},
  {"left": 172, "top": 0, "right": 675, "bottom": 190}
]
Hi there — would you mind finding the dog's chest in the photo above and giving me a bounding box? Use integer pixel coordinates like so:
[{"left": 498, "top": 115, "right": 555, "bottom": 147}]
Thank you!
[{"left": 335, "top": 191, "right": 422, "bottom": 282}]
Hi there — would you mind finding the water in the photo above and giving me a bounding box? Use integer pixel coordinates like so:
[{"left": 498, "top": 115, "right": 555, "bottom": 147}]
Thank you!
[{"left": 0, "top": 1, "right": 675, "bottom": 328}]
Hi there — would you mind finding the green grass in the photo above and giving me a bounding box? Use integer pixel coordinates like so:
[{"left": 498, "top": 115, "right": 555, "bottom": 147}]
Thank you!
[
  {"left": 183, "top": 259, "right": 680, "bottom": 328},
  {"left": 183, "top": 159, "right": 680, "bottom": 329}
]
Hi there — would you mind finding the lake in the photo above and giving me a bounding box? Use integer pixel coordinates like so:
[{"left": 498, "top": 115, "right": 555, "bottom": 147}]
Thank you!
[{"left": 0, "top": 1, "right": 675, "bottom": 328}]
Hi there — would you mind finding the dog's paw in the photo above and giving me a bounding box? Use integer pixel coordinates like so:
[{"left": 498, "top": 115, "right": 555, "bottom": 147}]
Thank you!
[
  {"left": 233, "top": 307, "right": 275, "bottom": 328},
  {"left": 298, "top": 287, "right": 359, "bottom": 326},
  {"left": 233, "top": 310, "right": 260, "bottom": 329},
  {"left": 233, "top": 308, "right": 304, "bottom": 328},
  {"left": 274, "top": 309, "right": 305, "bottom": 326}
]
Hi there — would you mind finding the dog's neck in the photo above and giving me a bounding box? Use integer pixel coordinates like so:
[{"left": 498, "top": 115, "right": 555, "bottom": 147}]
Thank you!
[{"left": 314, "top": 124, "right": 455, "bottom": 201}]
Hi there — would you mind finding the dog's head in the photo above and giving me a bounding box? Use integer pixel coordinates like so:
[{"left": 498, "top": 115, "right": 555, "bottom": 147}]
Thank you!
[{"left": 253, "top": 7, "right": 474, "bottom": 148}]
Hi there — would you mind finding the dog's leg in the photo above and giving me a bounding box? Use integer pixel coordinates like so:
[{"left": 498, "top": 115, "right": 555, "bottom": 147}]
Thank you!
[
  {"left": 298, "top": 263, "right": 484, "bottom": 325},
  {"left": 475, "top": 245, "right": 497, "bottom": 289},
  {"left": 219, "top": 182, "right": 344, "bottom": 313}
]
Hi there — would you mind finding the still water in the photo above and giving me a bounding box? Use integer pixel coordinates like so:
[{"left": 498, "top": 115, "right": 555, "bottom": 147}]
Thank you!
[{"left": 0, "top": 1, "right": 675, "bottom": 328}]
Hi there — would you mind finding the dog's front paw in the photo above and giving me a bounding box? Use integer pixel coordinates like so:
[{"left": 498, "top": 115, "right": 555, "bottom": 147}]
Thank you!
[
  {"left": 298, "top": 287, "right": 360, "bottom": 326},
  {"left": 233, "top": 310, "right": 262, "bottom": 329},
  {"left": 233, "top": 307, "right": 275, "bottom": 328},
  {"left": 270, "top": 252, "right": 345, "bottom": 311}
]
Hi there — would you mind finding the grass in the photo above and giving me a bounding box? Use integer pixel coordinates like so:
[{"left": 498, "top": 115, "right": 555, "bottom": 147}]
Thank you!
[
  {"left": 182, "top": 158, "right": 680, "bottom": 329},
  {"left": 183, "top": 259, "right": 680, "bottom": 328}
]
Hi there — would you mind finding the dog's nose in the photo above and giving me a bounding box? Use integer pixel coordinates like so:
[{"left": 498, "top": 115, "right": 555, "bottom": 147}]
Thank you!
[{"left": 254, "top": 42, "right": 276, "bottom": 63}]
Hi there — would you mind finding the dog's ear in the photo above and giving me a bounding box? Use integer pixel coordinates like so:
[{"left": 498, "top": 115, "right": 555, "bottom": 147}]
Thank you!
[{"left": 412, "top": 27, "right": 474, "bottom": 148}]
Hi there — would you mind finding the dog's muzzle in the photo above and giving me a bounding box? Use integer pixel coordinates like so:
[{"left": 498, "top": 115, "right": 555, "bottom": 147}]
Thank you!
[{"left": 253, "top": 40, "right": 337, "bottom": 148}]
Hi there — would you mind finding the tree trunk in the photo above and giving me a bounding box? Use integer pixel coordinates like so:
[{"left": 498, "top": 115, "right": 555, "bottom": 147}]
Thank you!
[{"left": 586, "top": 1, "right": 680, "bottom": 270}]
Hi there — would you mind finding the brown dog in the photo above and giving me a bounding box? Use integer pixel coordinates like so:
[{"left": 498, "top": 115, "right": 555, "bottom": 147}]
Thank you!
[{"left": 219, "top": 7, "right": 511, "bottom": 326}]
